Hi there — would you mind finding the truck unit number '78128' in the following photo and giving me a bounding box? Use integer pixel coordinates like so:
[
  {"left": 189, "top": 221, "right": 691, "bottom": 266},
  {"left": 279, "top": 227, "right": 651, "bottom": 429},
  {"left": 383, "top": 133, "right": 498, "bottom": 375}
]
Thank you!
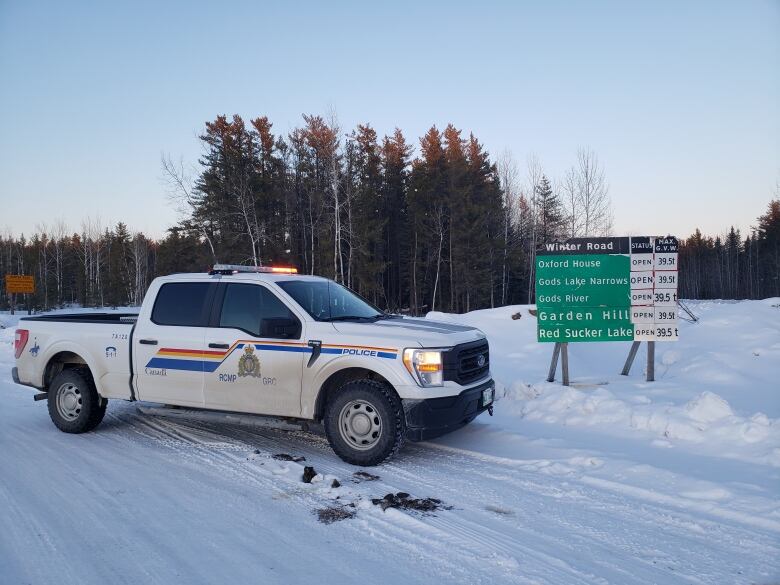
[{"left": 12, "top": 265, "right": 494, "bottom": 466}]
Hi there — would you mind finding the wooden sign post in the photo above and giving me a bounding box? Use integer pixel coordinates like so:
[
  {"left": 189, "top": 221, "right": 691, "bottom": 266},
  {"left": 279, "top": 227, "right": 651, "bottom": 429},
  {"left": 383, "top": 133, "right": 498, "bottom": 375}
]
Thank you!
[{"left": 5, "top": 275, "right": 35, "bottom": 315}]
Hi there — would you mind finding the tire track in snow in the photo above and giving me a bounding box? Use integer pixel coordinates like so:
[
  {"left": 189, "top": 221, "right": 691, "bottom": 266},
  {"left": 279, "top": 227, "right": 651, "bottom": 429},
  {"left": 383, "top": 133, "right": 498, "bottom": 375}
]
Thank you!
[
  {"left": 119, "top": 404, "right": 778, "bottom": 584},
  {"left": 117, "top": 408, "right": 519, "bottom": 584},
  {"left": 381, "top": 448, "right": 708, "bottom": 584},
  {"left": 388, "top": 444, "right": 774, "bottom": 583}
]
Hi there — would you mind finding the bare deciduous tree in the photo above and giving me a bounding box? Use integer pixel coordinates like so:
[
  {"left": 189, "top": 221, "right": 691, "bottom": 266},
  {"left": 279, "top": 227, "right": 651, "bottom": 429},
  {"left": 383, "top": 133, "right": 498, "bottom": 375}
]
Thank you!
[
  {"left": 572, "top": 148, "right": 613, "bottom": 236},
  {"left": 161, "top": 154, "right": 217, "bottom": 262},
  {"left": 523, "top": 153, "right": 543, "bottom": 304},
  {"left": 430, "top": 205, "right": 446, "bottom": 312},
  {"left": 34, "top": 223, "right": 51, "bottom": 310},
  {"left": 130, "top": 233, "right": 148, "bottom": 305},
  {"left": 325, "top": 108, "right": 346, "bottom": 283},
  {"left": 497, "top": 149, "right": 519, "bottom": 305},
  {"left": 230, "top": 157, "right": 261, "bottom": 267},
  {"left": 51, "top": 219, "right": 68, "bottom": 306},
  {"left": 561, "top": 167, "right": 583, "bottom": 238},
  {"left": 78, "top": 216, "right": 104, "bottom": 306}
]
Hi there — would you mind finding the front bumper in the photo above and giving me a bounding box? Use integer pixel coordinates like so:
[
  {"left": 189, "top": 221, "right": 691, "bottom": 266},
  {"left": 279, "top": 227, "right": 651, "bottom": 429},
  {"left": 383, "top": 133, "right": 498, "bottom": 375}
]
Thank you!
[{"left": 403, "top": 378, "right": 494, "bottom": 441}]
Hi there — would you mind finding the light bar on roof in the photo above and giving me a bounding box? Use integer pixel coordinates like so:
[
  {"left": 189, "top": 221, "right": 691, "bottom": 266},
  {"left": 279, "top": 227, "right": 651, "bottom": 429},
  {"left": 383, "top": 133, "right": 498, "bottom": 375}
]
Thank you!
[{"left": 211, "top": 264, "right": 298, "bottom": 274}]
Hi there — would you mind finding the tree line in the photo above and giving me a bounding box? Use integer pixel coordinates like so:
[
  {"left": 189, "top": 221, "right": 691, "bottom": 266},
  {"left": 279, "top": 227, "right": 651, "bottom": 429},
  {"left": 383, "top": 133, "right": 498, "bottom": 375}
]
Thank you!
[
  {"left": 678, "top": 201, "right": 780, "bottom": 299},
  {"left": 1, "top": 114, "right": 778, "bottom": 312}
]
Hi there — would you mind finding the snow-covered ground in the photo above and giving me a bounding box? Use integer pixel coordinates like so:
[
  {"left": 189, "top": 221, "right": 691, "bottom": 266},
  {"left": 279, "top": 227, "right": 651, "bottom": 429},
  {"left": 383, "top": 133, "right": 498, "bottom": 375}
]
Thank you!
[
  {"left": 1, "top": 301, "right": 778, "bottom": 584},
  {"left": 430, "top": 299, "right": 780, "bottom": 468}
]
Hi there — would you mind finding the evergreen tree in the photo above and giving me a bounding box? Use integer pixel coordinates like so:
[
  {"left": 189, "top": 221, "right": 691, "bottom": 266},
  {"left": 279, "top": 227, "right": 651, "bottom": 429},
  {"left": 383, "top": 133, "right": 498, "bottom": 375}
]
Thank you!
[
  {"left": 380, "top": 129, "right": 412, "bottom": 311},
  {"left": 350, "top": 124, "right": 386, "bottom": 303},
  {"left": 408, "top": 126, "right": 446, "bottom": 313},
  {"left": 106, "top": 223, "right": 131, "bottom": 307},
  {"left": 535, "top": 175, "right": 565, "bottom": 244},
  {"left": 756, "top": 199, "right": 780, "bottom": 296},
  {"left": 156, "top": 229, "right": 209, "bottom": 275}
]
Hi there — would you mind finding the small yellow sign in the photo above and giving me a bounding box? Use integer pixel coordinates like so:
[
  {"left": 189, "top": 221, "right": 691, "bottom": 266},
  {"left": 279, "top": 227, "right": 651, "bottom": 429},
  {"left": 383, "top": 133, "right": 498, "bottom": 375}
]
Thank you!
[{"left": 5, "top": 275, "right": 35, "bottom": 294}]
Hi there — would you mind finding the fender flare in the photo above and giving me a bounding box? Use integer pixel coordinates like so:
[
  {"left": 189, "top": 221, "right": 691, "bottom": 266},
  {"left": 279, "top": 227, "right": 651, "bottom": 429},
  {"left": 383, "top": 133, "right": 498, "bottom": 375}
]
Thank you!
[
  {"left": 39, "top": 340, "right": 103, "bottom": 395},
  {"left": 304, "top": 356, "right": 411, "bottom": 419}
]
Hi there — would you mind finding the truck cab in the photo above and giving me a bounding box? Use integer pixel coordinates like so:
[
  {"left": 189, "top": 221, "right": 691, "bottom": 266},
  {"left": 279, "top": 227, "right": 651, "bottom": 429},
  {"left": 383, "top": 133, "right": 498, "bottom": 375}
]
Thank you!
[{"left": 13, "top": 266, "right": 494, "bottom": 465}]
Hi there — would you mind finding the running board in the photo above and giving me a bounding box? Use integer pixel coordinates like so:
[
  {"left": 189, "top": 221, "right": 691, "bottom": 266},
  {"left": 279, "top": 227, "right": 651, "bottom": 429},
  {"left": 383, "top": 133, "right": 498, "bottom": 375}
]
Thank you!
[{"left": 136, "top": 404, "right": 317, "bottom": 433}]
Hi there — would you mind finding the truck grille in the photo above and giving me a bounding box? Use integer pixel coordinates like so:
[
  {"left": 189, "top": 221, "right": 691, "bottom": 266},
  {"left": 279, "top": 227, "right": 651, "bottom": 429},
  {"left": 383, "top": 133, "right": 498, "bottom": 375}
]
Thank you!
[{"left": 443, "top": 339, "right": 490, "bottom": 385}]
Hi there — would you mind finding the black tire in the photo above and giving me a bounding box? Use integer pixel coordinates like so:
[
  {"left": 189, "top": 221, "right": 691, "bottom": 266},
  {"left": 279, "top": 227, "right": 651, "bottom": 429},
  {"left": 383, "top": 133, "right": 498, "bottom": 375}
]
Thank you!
[
  {"left": 47, "top": 369, "right": 107, "bottom": 433},
  {"left": 324, "top": 379, "right": 405, "bottom": 466}
]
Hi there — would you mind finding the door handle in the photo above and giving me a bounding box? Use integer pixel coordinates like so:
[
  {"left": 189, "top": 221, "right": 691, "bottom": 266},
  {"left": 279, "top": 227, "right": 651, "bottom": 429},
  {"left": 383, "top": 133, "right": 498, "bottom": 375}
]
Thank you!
[
  {"left": 208, "top": 342, "right": 230, "bottom": 349},
  {"left": 307, "top": 340, "right": 322, "bottom": 368},
  {"left": 139, "top": 339, "right": 158, "bottom": 345}
]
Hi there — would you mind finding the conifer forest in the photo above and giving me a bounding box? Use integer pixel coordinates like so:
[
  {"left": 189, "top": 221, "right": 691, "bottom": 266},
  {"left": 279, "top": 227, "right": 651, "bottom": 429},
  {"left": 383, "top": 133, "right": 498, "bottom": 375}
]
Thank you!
[{"left": 1, "top": 114, "right": 778, "bottom": 311}]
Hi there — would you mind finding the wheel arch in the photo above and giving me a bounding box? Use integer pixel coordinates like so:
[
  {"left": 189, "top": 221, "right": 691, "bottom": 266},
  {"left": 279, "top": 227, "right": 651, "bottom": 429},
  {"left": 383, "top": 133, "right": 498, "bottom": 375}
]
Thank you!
[
  {"left": 313, "top": 366, "right": 396, "bottom": 422},
  {"left": 37, "top": 339, "right": 107, "bottom": 396},
  {"left": 43, "top": 351, "right": 93, "bottom": 390}
]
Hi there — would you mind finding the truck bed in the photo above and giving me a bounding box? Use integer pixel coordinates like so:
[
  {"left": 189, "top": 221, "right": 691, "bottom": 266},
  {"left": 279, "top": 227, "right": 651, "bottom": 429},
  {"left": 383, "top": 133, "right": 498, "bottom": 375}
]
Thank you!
[{"left": 15, "top": 313, "right": 138, "bottom": 398}]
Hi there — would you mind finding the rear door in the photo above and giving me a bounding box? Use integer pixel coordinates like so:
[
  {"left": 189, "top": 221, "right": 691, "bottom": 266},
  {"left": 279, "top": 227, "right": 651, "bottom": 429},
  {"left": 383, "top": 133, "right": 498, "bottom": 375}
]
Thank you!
[
  {"left": 203, "top": 282, "right": 306, "bottom": 416},
  {"left": 133, "top": 281, "right": 216, "bottom": 406}
]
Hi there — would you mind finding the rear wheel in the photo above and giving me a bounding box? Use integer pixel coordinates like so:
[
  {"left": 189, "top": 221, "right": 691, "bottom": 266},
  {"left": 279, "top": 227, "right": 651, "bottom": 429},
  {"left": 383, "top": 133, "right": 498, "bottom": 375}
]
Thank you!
[
  {"left": 324, "top": 379, "right": 405, "bottom": 466},
  {"left": 47, "top": 369, "right": 107, "bottom": 433}
]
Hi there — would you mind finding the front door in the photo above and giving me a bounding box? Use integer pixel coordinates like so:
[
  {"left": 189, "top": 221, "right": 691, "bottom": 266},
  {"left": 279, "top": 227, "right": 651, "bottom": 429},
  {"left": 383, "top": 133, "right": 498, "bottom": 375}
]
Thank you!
[
  {"left": 133, "top": 281, "right": 215, "bottom": 406},
  {"left": 203, "top": 282, "right": 305, "bottom": 417}
]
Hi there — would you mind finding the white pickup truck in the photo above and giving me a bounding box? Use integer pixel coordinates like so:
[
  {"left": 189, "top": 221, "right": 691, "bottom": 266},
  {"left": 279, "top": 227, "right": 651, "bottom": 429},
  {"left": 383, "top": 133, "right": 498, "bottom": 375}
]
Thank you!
[{"left": 12, "top": 265, "right": 494, "bottom": 465}]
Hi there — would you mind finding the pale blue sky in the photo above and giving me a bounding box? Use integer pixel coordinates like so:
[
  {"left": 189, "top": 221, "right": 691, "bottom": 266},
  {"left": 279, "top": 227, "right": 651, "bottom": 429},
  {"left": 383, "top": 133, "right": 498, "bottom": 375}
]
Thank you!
[{"left": 1, "top": 0, "right": 777, "bottom": 239}]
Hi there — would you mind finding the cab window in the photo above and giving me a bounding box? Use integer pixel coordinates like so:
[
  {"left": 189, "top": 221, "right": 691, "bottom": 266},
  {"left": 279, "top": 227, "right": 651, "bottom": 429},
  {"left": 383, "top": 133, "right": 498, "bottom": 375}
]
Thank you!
[
  {"left": 218, "top": 284, "right": 301, "bottom": 339},
  {"left": 151, "top": 282, "right": 212, "bottom": 327}
]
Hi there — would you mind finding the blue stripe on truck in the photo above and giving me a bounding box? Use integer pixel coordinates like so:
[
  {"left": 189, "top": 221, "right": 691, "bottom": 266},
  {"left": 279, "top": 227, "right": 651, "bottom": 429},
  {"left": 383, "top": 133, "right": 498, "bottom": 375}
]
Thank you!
[{"left": 145, "top": 343, "right": 398, "bottom": 373}]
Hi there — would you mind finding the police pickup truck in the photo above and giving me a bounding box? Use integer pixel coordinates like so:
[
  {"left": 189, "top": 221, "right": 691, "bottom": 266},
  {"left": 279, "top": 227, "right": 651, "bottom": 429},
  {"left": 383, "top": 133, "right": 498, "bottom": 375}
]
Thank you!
[{"left": 12, "top": 266, "right": 494, "bottom": 465}]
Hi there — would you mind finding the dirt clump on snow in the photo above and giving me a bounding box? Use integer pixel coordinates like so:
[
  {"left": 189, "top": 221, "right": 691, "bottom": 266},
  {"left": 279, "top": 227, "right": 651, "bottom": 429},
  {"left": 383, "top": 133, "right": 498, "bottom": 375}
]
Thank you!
[
  {"left": 316, "top": 506, "right": 356, "bottom": 524},
  {"left": 331, "top": 479, "right": 341, "bottom": 488},
  {"left": 273, "top": 453, "right": 306, "bottom": 462},
  {"left": 352, "top": 471, "right": 379, "bottom": 482},
  {"left": 302, "top": 466, "right": 317, "bottom": 483},
  {"left": 371, "top": 492, "right": 452, "bottom": 513}
]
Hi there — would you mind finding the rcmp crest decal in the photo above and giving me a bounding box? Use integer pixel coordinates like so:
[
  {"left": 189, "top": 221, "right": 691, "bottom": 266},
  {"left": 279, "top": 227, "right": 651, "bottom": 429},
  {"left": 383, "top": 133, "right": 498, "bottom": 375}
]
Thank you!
[{"left": 238, "top": 345, "right": 261, "bottom": 377}]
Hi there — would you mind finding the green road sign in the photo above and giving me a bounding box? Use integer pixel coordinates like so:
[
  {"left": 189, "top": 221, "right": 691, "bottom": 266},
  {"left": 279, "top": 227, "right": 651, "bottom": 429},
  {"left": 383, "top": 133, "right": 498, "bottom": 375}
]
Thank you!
[
  {"left": 537, "top": 307, "right": 634, "bottom": 342},
  {"left": 536, "top": 253, "right": 630, "bottom": 308},
  {"left": 535, "top": 236, "right": 679, "bottom": 343}
]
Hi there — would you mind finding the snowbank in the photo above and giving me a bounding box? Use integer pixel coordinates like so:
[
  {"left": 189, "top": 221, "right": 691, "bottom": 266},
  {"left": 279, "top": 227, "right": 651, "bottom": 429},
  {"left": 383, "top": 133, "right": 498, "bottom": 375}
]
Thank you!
[
  {"left": 427, "top": 299, "right": 780, "bottom": 467},
  {"left": 0, "top": 313, "right": 21, "bottom": 331}
]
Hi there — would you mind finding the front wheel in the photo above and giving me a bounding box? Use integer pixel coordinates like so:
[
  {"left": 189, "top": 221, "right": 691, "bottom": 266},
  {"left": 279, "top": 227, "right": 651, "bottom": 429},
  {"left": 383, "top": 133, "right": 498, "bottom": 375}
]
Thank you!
[
  {"left": 47, "top": 369, "right": 107, "bottom": 433},
  {"left": 324, "top": 379, "right": 405, "bottom": 466}
]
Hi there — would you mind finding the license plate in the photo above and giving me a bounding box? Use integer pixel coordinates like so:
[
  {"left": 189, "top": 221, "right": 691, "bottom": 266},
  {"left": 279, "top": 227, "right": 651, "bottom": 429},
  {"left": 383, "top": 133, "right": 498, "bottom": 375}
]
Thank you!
[{"left": 481, "top": 385, "right": 494, "bottom": 406}]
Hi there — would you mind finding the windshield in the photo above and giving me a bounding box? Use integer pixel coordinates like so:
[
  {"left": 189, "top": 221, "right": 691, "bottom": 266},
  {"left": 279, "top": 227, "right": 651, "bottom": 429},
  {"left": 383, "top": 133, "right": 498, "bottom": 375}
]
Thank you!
[{"left": 277, "top": 279, "right": 384, "bottom": 321}]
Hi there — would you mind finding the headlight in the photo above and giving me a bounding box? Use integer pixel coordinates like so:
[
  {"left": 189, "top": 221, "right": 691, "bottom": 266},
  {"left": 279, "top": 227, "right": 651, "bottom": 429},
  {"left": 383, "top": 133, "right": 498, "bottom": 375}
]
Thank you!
[{"left": 403, "top": 348, "right": 445, "bottom": 387}]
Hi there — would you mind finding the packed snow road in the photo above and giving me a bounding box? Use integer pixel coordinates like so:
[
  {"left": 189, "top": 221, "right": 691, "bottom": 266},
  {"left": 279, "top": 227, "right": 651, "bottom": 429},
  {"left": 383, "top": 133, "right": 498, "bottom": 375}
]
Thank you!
[
  {"left": 0, "top": 388, "right": 776, "bottom": 584},
  {"left": 1, "top": 302, "right": 779, "bottom": 584}
]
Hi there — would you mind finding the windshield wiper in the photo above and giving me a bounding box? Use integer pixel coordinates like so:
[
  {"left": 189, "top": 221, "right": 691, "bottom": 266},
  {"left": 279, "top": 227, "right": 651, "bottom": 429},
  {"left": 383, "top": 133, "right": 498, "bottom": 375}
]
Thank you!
[
  {"left": 321, "top": 313, "right": 400, "bottom": 323},
  {"left": 373, "top": 313, "right": 400, "bottom": 320},
  {"left": 320, "top": 315, "right": 378, "bottom": 322}
]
